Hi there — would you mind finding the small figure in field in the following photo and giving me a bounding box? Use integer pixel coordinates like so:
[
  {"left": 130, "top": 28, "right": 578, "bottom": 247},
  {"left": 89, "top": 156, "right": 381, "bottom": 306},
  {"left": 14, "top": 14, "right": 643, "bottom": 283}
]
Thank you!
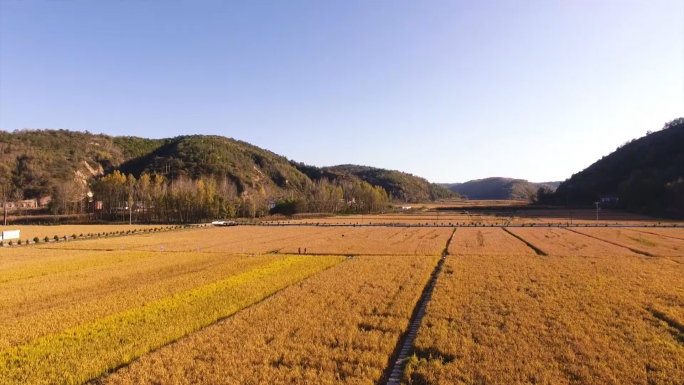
[
  {"left": 298, "top": 247, "right": 301, "bottom": 254},
  {"left": 304, "top": 248, "right": 307, "bottom": 254}
]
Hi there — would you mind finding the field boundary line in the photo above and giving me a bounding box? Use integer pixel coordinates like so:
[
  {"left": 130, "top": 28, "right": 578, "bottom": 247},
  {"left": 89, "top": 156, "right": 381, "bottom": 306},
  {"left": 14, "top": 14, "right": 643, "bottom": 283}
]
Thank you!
[
  {"left": 88, "top": 257, "right": 346, "bottom": 385},
  {"left": 501, "top": 228, "right": 548, "bottom": 256},
  {"left": 626, "top": 228, "right": 684, "bottom": 242},
  {"left": 0, "top": 224, "right": 212, "bottom": 248},
  {"left": 381, "top": 228, "right": 456, "bottom": 385},
  {"left": 562, "top": 228, "right": 656, "bottom": 257}
]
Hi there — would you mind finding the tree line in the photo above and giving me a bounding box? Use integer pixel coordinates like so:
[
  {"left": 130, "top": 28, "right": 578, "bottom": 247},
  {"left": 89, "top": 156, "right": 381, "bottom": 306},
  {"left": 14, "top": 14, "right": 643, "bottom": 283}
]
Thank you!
[{"left": 47, "top": 171, "right": 393, "bottom": 223}]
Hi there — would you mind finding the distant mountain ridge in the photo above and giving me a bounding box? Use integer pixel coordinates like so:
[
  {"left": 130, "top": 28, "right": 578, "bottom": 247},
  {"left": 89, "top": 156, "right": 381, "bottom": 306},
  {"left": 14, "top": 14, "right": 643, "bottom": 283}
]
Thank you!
[
  {"left": 309, "top": 164, "right": 455, "bottom": 202},
  {"left": 440, "top": 177, "right": 560, "bottom": 201}
]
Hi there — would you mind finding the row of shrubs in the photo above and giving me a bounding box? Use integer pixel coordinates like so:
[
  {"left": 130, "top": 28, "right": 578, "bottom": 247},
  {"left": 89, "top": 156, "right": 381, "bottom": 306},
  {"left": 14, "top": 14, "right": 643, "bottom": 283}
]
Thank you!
[{"left": 0, "top": 224, "right": 209, "bottom": 247}]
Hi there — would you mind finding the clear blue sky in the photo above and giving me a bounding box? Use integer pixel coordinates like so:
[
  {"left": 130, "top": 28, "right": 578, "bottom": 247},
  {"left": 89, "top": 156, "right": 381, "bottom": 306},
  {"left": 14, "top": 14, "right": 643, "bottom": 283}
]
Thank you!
[{"left": 1, "top": 1, "right": 682, "bottom": 183}]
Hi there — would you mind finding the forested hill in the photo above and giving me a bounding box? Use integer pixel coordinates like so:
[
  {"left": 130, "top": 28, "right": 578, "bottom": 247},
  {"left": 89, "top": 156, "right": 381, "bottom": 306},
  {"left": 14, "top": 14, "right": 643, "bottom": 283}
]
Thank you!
[
  {"left": 440, "top": 178, "right": 560, "bottom": 201},
  {"left": 0, "top": 129, "right": 450, "bottom": 206},
  {"left": 552, "top": 118, "right": 684, "bottom": 217},
  {"left": 291, "top": 164, "right": 456, "bottom": 203}
]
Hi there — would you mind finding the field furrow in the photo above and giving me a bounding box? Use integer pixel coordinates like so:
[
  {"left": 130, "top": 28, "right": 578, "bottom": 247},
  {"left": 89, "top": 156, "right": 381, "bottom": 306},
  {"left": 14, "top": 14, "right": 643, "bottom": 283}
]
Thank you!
[
  {"left": 506, "top": 227, "right": 640, "bottom": 257},
  {"left": 571, "top": 228, "right": 684, "bottom": 258}
]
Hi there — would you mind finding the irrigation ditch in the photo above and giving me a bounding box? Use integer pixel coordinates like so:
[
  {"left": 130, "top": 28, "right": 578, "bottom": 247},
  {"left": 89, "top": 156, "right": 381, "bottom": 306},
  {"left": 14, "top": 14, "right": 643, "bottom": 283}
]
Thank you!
[{"left": 381, "top": 228, "right": 456, "bottom": 385}]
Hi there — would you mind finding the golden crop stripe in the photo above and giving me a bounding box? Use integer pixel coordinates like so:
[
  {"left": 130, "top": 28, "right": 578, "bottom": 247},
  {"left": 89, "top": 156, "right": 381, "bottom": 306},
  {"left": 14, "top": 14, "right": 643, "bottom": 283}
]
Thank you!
[
  {"left": 0, "top": 253, "right": 159, "bottom": 284},
  {"left": 0, "top": 255, "right": 343, "bottom": 385}
]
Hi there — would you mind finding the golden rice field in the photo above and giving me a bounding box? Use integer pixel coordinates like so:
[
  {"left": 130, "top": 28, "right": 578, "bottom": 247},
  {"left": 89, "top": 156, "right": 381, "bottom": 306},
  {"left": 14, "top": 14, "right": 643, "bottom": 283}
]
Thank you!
[
  {"left": 0, "top": 237, "right": 343, "bottom": 384},
  {"left": 1, "top": 222, "right": 683, "bottom": 384},
  {"left": 634, "top": 228, "right": 684, "bottom": 241},
  {"left": 40, "top": 226, "right": 452, "bottom": 256},
  {"left": 100, "top": 255, "right": 438, "bottom": 385},
  {"left": 505, "top": 227, "right": 642, "bottom": 257},
  {"left": 404, "top": 250, "right": 684, "bottom": 384},
  {"left": 569, "top": 227, "right": 684, "bottom": 258},
  {"left": 448, "top": 228, "right": 535, "bottom": 256}
]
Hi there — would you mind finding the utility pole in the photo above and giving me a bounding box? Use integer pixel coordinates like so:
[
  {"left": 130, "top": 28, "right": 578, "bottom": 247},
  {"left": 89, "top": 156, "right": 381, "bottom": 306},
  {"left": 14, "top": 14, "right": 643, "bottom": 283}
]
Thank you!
[
  {"left": 2, "top": 190, "right": 6, "bottom": 226},
  {"left": 594, "top": 202, "right": 600, "bottom": 225}
]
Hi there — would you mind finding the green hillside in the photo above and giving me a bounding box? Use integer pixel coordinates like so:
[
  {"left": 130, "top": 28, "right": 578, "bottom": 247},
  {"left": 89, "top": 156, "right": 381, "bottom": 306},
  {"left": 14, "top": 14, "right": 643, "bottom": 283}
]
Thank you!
[
  {"left": 0, "top": 130, "right": 125, "bottom": 199},
  {"left": 0, "top": 130, "right": 450, "bottom": 220},
  {"left": 116, "top": 135, "right": 312, "bottom": 197},
  {"left": 553, "top": 118, "right": 684, "bottom": 217},
  {"left": 318, "top": 164, "right": 456, "bottom": 203}
]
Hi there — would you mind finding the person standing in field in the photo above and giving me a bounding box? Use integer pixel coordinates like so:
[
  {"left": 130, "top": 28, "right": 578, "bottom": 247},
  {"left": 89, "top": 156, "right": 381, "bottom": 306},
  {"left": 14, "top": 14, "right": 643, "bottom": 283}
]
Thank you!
[
  {"left": 304, "top": 248, "right": 307, "bottom": 254},
  {"left": 298, "top": 247, "right": 301, "bottom": 254}
]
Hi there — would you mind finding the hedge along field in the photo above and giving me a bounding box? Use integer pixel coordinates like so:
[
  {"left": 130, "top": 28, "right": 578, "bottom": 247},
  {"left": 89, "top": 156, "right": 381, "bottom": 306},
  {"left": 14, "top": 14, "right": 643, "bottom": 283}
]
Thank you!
[
  {"left": 271, "top": 214, "right": 506, "bottom": 225},
  {"left": 404, "top": 252, "right": 684, "bottom": 384},
  {"left": 0, "top": 224, "right": 170, "bottom": 243},
  {"left": 0, "top": 252, "right": 343, "bottom": 384},
  {"left": 98, "top": 255, "right": 439, "bottom": 385}
]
